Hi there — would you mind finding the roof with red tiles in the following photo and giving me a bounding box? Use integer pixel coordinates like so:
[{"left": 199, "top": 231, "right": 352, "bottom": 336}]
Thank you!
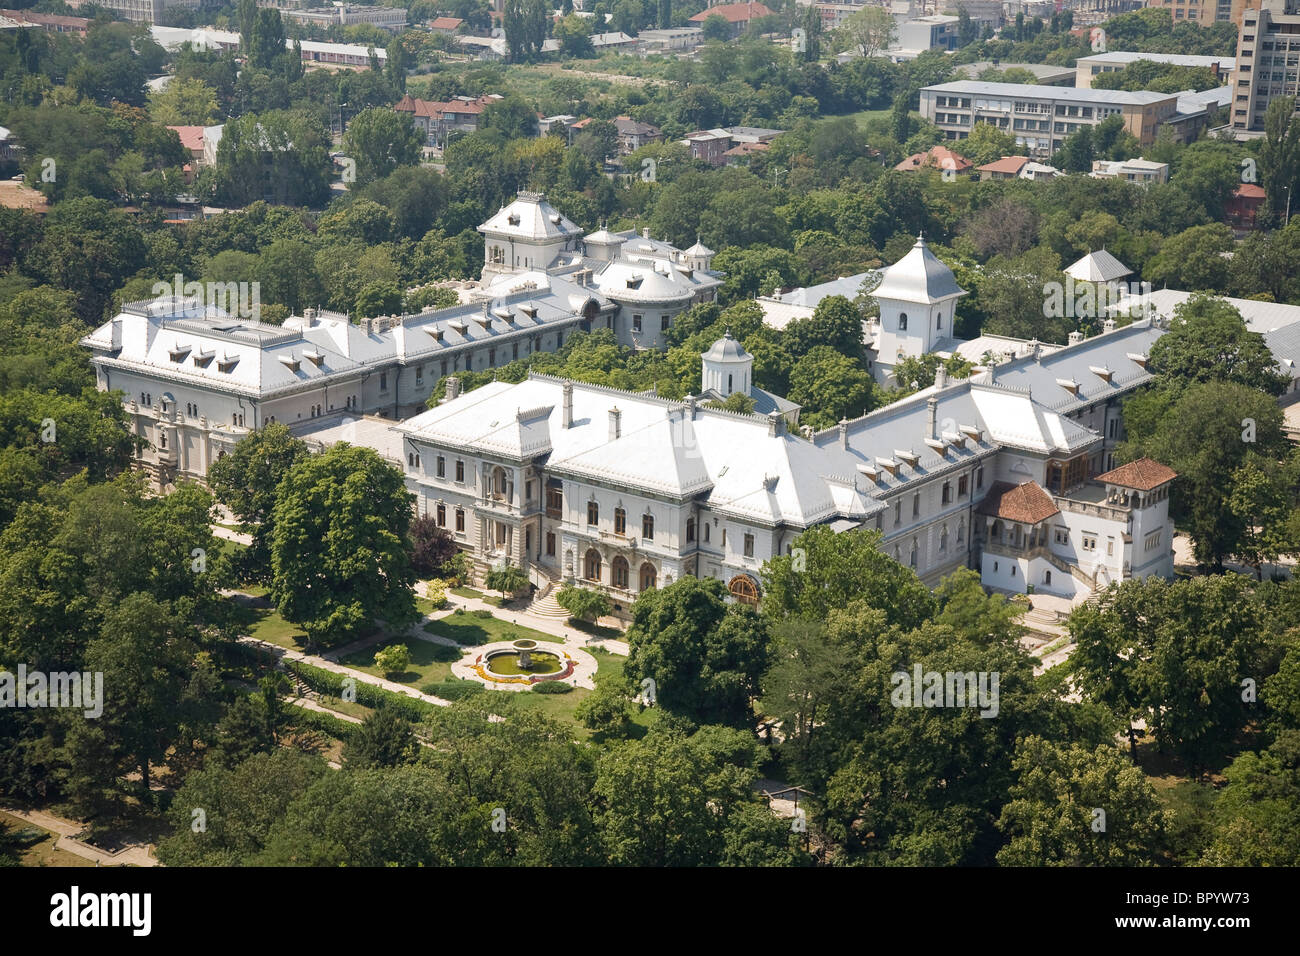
[
  {"left": 976, "top": 481, "right": 1060, "bottom": 524},
  {"left": 1094, "top": 458, "right": 1177, "bottom": 491}
]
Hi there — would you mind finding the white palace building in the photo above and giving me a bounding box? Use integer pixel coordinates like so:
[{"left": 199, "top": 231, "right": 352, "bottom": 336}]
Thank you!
[{"left": 79, "top": 193, "right": 1239, "bottom": 607}]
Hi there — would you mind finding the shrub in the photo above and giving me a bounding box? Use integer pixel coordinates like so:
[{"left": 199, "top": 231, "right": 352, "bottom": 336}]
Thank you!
[
  {"left": 373, "top": 643, "right": 411, "bottom": 676},
  {"left": 484, "top": 563, "right": 529, "bottom": 598},
  {"left": 471, "top": 608, "right": 493, "bottom": 619},
  {"left": 425, "top": 578, "right": 448, "bottom": 609},
  {"left": 285, "top": 660, "right": 437, "bottom": 722},
  {"left": 532, "top": 680, "right": 574, "bottom": 694},
  {"left": 286, "top": 702, "right": 358, "bottom": 742}
]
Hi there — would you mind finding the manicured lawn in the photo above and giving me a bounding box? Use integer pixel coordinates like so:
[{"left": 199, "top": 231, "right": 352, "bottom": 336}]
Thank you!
[
  {"left": 338, "top": 636, "right": 463, "bottom": 686},
  {"left": 0, "top": 812, "right": 91, "bottom": 868},
  {"left": 225, "top": 596, "right": 309, "bottom": 650},
  {"left": 504, "top": 649, "right": 656, "bottom": 740},
  {"left": 423, "top": 610, "right": 563, "bottom": 645},
  {"left": 450, "top": 586, "right": 485, "bottom": 600},
  {"left": 415, "top": 596, "right": 447, "bottom": 617}
]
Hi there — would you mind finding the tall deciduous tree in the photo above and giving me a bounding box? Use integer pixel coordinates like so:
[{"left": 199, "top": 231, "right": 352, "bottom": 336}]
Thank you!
[
  {"left": 270, "top": 443, "right": 418, "bottom": 648},
  {"left": 341, "top": 107, "right": 423, "bottom": 188}
]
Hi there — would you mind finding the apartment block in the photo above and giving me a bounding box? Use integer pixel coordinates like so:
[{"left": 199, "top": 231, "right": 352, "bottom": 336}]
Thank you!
[{"left": 1231, "top": 0, "right": 1300, "bottom": 133}]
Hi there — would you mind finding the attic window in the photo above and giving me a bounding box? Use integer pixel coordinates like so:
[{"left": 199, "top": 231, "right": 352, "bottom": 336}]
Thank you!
[
  {"left": 507, "top": 214, "right": 520, "bottom": 226},
  {"left": 193, "top": 350, "right": 215, "bottom": 368},
  {"left": 279, "top": 354, "right": 301, "bottom": 372},
  {"left": 1089, "top": 365, "right": 1113, "bottom": 383},
  {"left": 959, "top": 424, "right": 983, "bottom": 442},
  {"left": 625, "top": 275, "right": 643, "bottom": 289},
  {"left": 449, "top": 320, "right": 468, "bottom": 334},
  {"left": 895, "top": 449, "right": 920, "bottom": 468},
  {"left": 877, "top": 457, "right": 899, "bottom": 477},
  {"left": 925, "top": 437, "right": 947, "bottom": 454},
  {"left": 943, "top": 430, "right": 967, "bottom": 449},
  {"left": 169, "top": 343, "right": 191, "bottom": 363},
  {"left": 475, "top": 314, "right": 493, "bottom": 329},
  {"left": 549, "top": 213, "right": 562, "bottom": 224},
  {"left": 520, "top": 303, "right": 539, "bottom": 318},
  {"left": 217, "top": 355, "right": 239, "bottom": 373},
  {"left": 303, "top": 350, "right": 324, "bottom": 367},
  {"left": 858, "top": 463, "right": 880, "bottom": 482},
  {"left": 493, "top": 307, "right": 516, "bottom": 323},
  {"left": 1127, "top": 352, "right": 1148, "bottom": 369},
  {"left": 427, "top": 326, "right": 444, "bottom": 341}
]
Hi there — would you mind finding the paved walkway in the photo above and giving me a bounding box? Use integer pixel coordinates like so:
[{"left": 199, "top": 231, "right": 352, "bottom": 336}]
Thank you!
[
  {"left": 419, "top": 582, "right": 630, "bottom": 656},
  {"left": 237, "top": 635, "right": 452, "bottom": 708},
  {"left": 0, "top": 807, "right": 158, "bottom": 867}
]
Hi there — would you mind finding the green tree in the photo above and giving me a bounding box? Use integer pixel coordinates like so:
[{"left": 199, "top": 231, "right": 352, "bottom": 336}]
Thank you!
[
  {"left": 556, "top": 583, "right": 611, "bottom": 623},
  {"left": 996, "top": 737, "right": 1169, "bottom": 865},
  {"left": 786, "top": 345, "right": 877, "bottom": 430},
  {"left": 1259, "top": 95, "right": 1300, "bottom": 222},
  {"left": 953, "top": 121, "right": 1018, "bottom": 166},
  {"left": 624, "top": 577, "right": 770, "bottom": 727},
  {"left": 342, "top": 107, "right": 423, "bottom": 187},
  {"left": 207, "top": 423, "right": 310, "bottom": 585},
  {"left": 344, "top": 707, "right": 419, "bottom": 768},
  {"left": 484, "top": 563, "right": 528, "bottom": 599},
  {"left": 1143, "top": 223, "right": 1235, "bottom": 292},
  {"left": 1202, "top": 731, "right": 1300, "bottom": 865},
  {"left": 270, "top": 444, "right": 418, "bottom": 648},
  {"left": 575, "top": 673, "right": 636, "bottom": 738},
  {"left": 374, "top": 643, "right": 412, "bottom": 676}
]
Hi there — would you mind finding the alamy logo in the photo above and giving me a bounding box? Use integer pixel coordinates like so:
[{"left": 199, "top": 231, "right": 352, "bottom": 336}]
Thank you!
[
  {"left": 151, "top": 273, "right": 261, "bottom": 321},
  {"left": 890, "top": 664, "right": 1000, "bottom": 717},
  {"left": 0, "top": 665, "right": 102, "bottom": 718},
  {"left": 1042, "top": 279, "right": 1154, "bottom": 320},
  {"left": 49, "top": 887, "right": 151, "bottom": 936}
]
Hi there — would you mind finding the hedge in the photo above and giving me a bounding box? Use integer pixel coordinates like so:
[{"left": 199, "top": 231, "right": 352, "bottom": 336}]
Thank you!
[
  {"left": 286, "top": 702, "right": 359, "bottom": 742},
  {"left": 531, "top": 680, "right": 574, "bottom": 694},
  {"left": 285, "top": 660, "right": 438, "bottom": 722},
  {"left": 421, "top": 679, "right": 484, "bottom": 701}
]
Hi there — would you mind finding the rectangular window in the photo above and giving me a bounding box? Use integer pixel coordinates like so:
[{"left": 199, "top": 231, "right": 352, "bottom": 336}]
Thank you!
[
  {"left": 455, "top": 459, "right": 465, "bottom": 482},
  {"left": 661, "top": 315, "right": 670, "bottom": 332},
  {"left": 415, "top": 366, "right": 423, "bottom": 384},
  {"left": 942, "top": 482, "right": 951, "bottom": 505},
  {"left": 958, "top": 475, "right": 968, "bottom": 497},
  {"left": 587, "top": 501, "right": 599, "bottom": 525},
  {"left": 436, "top": 504, "right": 446, "bottom": 527},
  {"left": 437, "top": 456, "right": 446, "bottom": 478},
  {"left": 455, "top": 508, "right": 465, "bottom": 533},
  {"left": 894, "top": 501, "right": 901, "bottom": 526},
  {"left": 632, "top": 314, "right": 642, "bottom": 332},
  {"left": 380, "top": 372, "right": 388, "bottom": 391},
  {"left": 1054, "top": 528, "right": 1068, "bottom": 545},
  {"left": 546, "top": 532, "right": 556, "bottom": 556},
  {"left": 912, "top": 494, "right": 920, "bottom": 518},
  {"left": 1082, "top": 533, "right": 1097, "bottom": 552},
  {"left": 642, "top": 514, "right": 654, "bottom": 540},
  {"left": 614, "top": 508, "right": 626, "bottom": 536},
  {"left": 743, "top": 533, "right": 754, "bottom": 558}
]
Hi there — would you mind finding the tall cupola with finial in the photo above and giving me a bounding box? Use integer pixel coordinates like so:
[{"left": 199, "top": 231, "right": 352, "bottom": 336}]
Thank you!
[
  {"left": 701, "top": 330, "right": 751, "bottom": 398},
  {"left": 869, "top": 233, "right": 967, "bottom": 385}
]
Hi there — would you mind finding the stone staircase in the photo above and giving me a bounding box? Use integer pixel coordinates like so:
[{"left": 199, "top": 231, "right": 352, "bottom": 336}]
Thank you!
[{"left": 526, "top": 563, "right": 571, "bottom": 621}]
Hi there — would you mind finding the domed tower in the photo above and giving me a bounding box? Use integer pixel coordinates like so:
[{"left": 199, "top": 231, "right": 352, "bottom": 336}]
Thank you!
[
  {"left": 583, "top": 225, "right": 627, "bottom": 263},
  {"left": 870, "top": 234, "right": 966, "bottom": 385},
  {"left": 701, "top": 331, "right": 752, "bottom": 398},
  {"left": 683, "top": 238, "right": 715, "bottom": 273}
]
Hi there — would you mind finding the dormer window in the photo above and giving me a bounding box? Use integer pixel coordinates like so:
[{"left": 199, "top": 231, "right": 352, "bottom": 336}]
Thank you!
[
  {"left": 217, "top": 355, "right": 239, "bottom": 373},
  {"left": 169, "top": 343, "right": 191, "bottom": 363},
  {"left": 507, "top": 214, "right": 520, "bottom": 226},
  {"left": 279, "top": 354, "right": 300, "bottom": 372}
]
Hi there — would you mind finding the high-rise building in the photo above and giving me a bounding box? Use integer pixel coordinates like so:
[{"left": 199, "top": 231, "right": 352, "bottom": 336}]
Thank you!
[{"left": 1231, "top": 0, "right": 1300, "bottom": 133}]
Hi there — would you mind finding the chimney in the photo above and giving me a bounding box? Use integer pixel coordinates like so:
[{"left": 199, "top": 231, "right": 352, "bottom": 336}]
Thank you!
[
  {"left": 1068, "top": 330, "right": 1084, "bottom": 346},
  {"left": 445, "top": 376, "right": 461, "bottom": 401},
  {"left": 562, "top": 381, "right": 573, "bottom": 428},
  {"left": 768, "top": 411, "right": 783, "bottom": 437},
  {"left": 642, "top": 227, "right": 650, "bottom": 239},
  {"left": 685, "top": 394, "right": 697, "bottom": 419},
  {"left": 926, "top": 396, "right": 938, "bottom": 440},
  {"left": 1102, "top": 318, "right": 1116, "bottom": 333},
  {"left": 935, "top": 364, "right": 947, "bottom": 388},
  {"left": 838, "top": 418, "right": 849, "bottom": 449},
  {"left": 609, "top": 406, "right": 622, "bottom": 441}
]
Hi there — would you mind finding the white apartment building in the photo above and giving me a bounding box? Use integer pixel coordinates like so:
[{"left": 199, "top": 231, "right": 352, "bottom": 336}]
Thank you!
[{"left": 1232, "top": 0, "right": 1300, "bottom": 133}]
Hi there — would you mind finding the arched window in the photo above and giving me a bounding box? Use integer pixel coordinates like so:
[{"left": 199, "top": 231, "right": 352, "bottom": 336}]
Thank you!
[
  {"left": 728, "top": 373, "right": 733, "bottom": 392},
  {"left": 584, "top": 549, "right": 602, "bottom": 582},
  {"left": 587, "top": 501, "right": 599, "bottom": 526},
  {"left": 940, "top": 525, "right": 949, "bottom": 552},
  {"left": 639, "top": 562, "right": 657, "bottom": 591},
  {"left": 642, "top": 514, "right": 654, "bottom": 540},
  {"left": 1044, "top": 570, "right": 1052, "bottom": 585},
  {"left": 612, "top": 555, "right": 629, "bottom": 589},
  {"left": 728, "top": 574, "right": 759, "bottom": 606},
  {"left": 957, "top": 519, "right": 965, "bottom": 544},
  {"left": 937, "top": 311, "right": 942, "bottom": 329},
  {"left": 909, "top": 538, "right": 918, "bottom": 568},
  {"left": 898, "top": 312, "right": 908, "bottom": 331}
]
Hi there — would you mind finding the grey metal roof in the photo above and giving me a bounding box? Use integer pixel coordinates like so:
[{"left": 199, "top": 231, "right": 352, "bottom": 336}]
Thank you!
[
  {"left": 922, "top": 80, "right": 1176, "bottom": 105},
  {"left": 872, "top": 236, "right": 966, "bottom": 304}
]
